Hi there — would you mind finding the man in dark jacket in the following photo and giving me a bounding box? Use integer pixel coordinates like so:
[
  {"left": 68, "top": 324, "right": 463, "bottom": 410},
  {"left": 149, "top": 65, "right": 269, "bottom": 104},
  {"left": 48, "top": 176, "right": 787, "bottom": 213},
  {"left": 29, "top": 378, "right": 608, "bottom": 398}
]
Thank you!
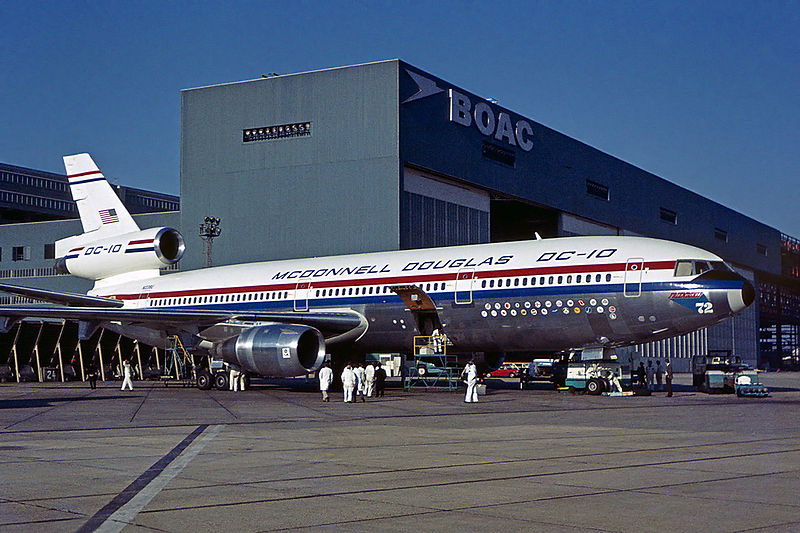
[{"left": 374, "top": 362, "right": 387, "bottom": 398}]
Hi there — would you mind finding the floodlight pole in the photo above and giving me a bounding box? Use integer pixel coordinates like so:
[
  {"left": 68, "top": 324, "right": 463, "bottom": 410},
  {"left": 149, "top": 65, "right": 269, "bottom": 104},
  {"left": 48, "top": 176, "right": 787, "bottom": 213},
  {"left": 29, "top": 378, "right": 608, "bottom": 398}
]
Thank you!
[{"left": 199, "top": 216, "right": 221, "bottom": 268}]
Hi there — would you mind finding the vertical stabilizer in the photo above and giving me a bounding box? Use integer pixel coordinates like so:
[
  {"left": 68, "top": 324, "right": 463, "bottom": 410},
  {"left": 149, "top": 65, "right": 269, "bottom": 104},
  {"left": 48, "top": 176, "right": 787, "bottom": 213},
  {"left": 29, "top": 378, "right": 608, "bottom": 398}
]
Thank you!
[{"left": 63, "top": 153, "right": 139, "bottom": 237}]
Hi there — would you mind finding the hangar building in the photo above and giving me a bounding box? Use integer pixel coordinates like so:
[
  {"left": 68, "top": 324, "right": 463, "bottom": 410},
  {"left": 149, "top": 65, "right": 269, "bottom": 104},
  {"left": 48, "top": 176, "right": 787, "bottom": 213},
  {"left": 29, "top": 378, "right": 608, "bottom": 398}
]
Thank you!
[
  {"left": 179, "top": 60, "right": 798, "bottom": 370},
  {"left": 1, "top": 60, "right": 798, "bottom": 380}
]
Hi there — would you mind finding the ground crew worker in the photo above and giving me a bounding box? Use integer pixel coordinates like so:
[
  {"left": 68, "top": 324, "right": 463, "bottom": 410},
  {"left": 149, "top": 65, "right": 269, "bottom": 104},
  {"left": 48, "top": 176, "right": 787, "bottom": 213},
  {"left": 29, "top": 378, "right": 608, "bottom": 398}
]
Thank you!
[
  {"left": 646, "top": 360, "right": 655, "bottom": 391},
  {"left": 354, "top": 362, "right": 366, "bottom": 402},
  {"left": 341, "top": 363, "right": 356, "bottom": 403},
  {"left": 229, "top": 366, "right": 240, "bottom": 392},
  {"left": 318, "top": 361, "right": 333, "bottom": 402},
  {"left": 655, "top": 360, "right": 664, "bottom": 391},
  {"left": 374, "top": 362, "right": 387, "bottom": 397},
  {"left": 87, "top": 364, "right": 98, "bottom": 390},
  {"left": 462, "top": 360, "right": 478, "bottom": 403},
  {"left": 665, "top": 358, "right": 674, "bottom": 397},
  {"left": 364, "top": 361, "right": 376, "bottom": 397},
  {"left": 121, "top": 359, "right": 134, "bottom": 391}
]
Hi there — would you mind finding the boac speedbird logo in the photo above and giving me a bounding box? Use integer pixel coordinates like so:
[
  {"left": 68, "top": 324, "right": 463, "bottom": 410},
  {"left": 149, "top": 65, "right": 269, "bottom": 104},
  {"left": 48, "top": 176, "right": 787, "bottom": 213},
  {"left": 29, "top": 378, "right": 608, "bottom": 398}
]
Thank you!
[{"left": 402, "top": 69, "right": 535, "bottom": 152}]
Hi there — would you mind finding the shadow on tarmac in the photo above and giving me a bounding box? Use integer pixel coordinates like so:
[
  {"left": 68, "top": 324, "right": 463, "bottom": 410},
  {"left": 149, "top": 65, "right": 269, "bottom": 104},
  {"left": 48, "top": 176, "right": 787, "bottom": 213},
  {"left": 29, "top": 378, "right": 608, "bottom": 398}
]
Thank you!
[{"left": 0, "top": 395, "right": 129, "bottom": 409}]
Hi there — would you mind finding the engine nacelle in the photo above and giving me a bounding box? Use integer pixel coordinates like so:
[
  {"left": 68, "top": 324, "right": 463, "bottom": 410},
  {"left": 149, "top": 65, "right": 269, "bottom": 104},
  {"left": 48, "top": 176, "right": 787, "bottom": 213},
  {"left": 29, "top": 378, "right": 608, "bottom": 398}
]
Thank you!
[
  {"left": 55, "top": 227, "right": 184, "bottom": 280},
  {"left": 211, "top": 324, "right": 326, "bottom": 377}
]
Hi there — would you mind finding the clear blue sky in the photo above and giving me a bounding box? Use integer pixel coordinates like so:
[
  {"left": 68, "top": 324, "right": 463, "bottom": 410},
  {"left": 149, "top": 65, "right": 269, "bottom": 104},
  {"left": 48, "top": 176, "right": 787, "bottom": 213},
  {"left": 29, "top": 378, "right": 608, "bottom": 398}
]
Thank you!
[{"left": 2, "top": 1, "right": 797, "bottom": 236}]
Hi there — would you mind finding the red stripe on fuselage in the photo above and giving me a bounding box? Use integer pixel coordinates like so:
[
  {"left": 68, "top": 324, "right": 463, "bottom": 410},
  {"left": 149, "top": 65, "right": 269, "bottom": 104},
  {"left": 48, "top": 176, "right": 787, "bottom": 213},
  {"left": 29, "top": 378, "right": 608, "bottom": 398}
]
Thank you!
[
  {"left": 104, "top": 260, "right": 676, "bottom": 301},
  {"left": 128, "top": 239, "right": 154, "bottom": 245}
]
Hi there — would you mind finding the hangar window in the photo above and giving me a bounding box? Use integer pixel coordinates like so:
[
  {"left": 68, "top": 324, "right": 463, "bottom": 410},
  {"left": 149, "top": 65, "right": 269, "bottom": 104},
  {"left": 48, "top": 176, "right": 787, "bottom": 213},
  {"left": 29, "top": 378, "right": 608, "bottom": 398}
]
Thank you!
[
  {"left": 243, "top": 122, "right": 311, "bottom": 143},
  {"left": 715, "top": 228, "right": 728, "bottom": 242},
  {"left": 44, "top": 243, "right": 55, "bottom": 260},
  {"left": 660, "top": 207, "right": 678, "bottom": 225},
  {"left": 757, "top": 244, "right": 768, "bottom": 256},
  {"left": 482, "top": 142, "right": 515, "bottom": 167},
  {"left": 12, "top": 246, "right": 30, "bottom": 262},
  {"left": 586, "top": 180, "right": 609, "bottom": 201}
]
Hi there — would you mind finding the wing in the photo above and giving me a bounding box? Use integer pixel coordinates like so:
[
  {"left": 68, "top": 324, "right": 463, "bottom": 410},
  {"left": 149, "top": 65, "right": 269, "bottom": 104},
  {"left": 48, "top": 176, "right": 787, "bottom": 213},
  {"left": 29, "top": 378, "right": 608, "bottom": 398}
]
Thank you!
[
  {"left": 0, "top": 305, "right": 364, "bottom": 339},
  {"left": 0, "top": 282, "right": 123, "bottom": 308},
  {"left": 0, "top": 285, "right": 365, "bottom": 342}
]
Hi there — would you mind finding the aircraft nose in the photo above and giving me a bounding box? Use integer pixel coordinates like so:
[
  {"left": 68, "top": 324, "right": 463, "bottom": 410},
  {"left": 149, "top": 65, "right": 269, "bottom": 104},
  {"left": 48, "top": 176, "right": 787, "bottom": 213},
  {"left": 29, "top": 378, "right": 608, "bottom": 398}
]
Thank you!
[
  {"left": 728, "top": 278, "right": 755, "bottom": 313},
  {"left": 741, "top": 279, "right": 755, "bottom": 308}
]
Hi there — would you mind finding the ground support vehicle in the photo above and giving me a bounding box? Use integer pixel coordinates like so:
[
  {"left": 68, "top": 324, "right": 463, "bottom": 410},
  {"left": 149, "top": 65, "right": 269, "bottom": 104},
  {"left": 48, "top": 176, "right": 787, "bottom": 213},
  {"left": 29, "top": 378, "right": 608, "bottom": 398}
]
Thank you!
[
  {"left": 552, "top": 350, "right": 632, "bottom": 395},
  {"left": 692, "top": 353, "right": 769, "bottom": 397}
]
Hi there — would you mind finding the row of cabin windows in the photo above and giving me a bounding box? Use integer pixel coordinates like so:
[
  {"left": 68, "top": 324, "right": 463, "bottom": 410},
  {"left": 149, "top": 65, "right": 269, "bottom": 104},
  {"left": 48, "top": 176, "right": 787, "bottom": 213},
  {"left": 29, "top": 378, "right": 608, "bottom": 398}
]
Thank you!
[
  {"left": 151, "top": 291, "right": 290, "bottom": 306},
  {"left": 481, "top": 273, "right": 612, "bottom": 289},
  {"left": 316, "top": 286, "right": 391, "bottom": 297}
]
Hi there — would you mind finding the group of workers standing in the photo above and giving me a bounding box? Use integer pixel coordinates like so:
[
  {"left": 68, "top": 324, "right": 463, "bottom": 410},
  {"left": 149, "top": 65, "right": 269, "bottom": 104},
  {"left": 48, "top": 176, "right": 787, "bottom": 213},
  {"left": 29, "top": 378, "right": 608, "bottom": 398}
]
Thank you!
[
  {"left": 637, "top": 358, "right": 674, "bottom": 396},
  {"left": 317, "top": 360, "right": 387, "bottom": 403}
]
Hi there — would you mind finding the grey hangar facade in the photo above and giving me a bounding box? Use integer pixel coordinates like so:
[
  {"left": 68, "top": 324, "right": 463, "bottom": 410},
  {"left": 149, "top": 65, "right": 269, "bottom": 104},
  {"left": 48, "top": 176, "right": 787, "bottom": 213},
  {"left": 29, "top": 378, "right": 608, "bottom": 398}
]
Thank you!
[{"left": 1, "top": 60, "right": 798, "bottom": 380}]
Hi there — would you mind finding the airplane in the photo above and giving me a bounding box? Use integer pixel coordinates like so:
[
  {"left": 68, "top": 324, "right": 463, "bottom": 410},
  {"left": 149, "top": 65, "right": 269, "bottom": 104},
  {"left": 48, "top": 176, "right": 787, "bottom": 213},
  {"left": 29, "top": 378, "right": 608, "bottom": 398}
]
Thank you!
[{"left": 0, "top": 154, "right": 755, "bottom": 388}]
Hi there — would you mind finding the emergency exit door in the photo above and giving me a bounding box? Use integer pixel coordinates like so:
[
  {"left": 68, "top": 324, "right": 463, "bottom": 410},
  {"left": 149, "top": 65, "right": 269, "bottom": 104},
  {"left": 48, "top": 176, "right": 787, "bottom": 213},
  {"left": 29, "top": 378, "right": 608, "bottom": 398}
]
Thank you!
[
  {"left": 624, "top": 258, "right": 643, "bottom": 297},
  {"left": 455, "top": 268, "right": 475, "bottom": 305}
]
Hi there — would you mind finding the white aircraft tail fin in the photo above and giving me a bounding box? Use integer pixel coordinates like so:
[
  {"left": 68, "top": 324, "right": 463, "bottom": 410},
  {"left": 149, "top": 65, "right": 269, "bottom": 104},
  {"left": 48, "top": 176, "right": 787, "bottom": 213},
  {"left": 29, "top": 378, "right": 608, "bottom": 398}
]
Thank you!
[{"left": 63, "top": 153, "right": 139, "bottom": 237}]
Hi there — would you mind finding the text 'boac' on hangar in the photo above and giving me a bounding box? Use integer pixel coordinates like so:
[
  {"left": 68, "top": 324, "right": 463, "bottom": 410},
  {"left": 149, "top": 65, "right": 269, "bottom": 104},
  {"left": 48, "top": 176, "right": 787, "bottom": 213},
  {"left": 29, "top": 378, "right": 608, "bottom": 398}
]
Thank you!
[{"left": 1, "top": 59, "right": 798, "bottom": 380}]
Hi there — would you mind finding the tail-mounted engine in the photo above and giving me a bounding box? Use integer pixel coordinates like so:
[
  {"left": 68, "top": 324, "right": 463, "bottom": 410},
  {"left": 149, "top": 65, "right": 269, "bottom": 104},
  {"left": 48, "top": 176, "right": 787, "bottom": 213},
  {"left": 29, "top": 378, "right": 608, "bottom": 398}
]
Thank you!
[
  {"left": 55, "top": 227, "right": 184, "bottom": 281},
  {"left": 211, "top": 324, "right": 326, "bottom": 377}
]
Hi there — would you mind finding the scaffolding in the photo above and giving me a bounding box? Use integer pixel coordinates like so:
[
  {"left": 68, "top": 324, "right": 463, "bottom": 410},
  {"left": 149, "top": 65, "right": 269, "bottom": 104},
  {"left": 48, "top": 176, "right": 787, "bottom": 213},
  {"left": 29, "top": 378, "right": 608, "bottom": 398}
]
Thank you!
[
  {"left": 404, "top": 335, "right": 461, "bottom": 391},
  {"left": 161, "top": 335, "right": 196, "bottom": 387}
]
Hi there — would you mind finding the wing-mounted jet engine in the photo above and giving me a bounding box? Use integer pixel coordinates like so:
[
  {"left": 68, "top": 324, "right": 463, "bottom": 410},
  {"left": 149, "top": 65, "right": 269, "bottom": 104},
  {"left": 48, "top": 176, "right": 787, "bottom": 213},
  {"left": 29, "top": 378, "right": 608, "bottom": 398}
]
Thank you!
[{"left": 210, "top": 323, "right": 326, "bottom": 378}]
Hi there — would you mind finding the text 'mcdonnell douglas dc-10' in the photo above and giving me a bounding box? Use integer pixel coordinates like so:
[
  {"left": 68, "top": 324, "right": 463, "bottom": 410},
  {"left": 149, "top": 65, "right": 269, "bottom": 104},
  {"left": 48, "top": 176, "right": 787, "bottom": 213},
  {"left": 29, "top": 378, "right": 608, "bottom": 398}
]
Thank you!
[{"left": 0, "top": 154, "right": 754, "bottom": 385}]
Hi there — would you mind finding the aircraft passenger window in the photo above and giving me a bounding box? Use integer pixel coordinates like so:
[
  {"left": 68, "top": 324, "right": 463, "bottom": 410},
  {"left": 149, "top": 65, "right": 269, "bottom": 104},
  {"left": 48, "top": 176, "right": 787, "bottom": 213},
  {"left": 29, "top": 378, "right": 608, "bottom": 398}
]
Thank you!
[
  {"left": 522, "top": 278, "right": 527, "bottom": 286},
  {"left": 369, "top": 287, "right": 374, "bottom": 294},
  {"left": 694, "top": 261, "right": 710, "bottom": 274},
  {"left": 514, "top": 278, "right": 519, "bottom": 287},
  {"left": 566, "top": 275, "right": 572, "bottom": 284},
  {"left": 558, "top": 276, "right": 563, "bottom": 284},
  {"left": 596, "top": 274, "right": 601, "bottom": 282},
  {"left": 576, "top": 275, "right": 582, "bottom": 283},
  {"left": 674, "top": 261, "right": 693, "bottom": 277},
  {"left": 481, "top": 280, "right": 486, "bottom": 288},
  {"left": 531, "top": 277, "right": 536, "bottom": 286},
  {"left": 606, "top": 274, "right": 612, "bottom": 282},
  {"left": 489, "top": 280, "right": 495, "bottom": 288}
]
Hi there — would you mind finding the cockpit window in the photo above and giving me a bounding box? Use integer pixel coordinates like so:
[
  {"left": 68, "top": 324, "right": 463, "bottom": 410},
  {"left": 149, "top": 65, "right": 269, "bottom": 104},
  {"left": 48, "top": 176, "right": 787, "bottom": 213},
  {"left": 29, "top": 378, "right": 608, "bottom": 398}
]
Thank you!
[
  {"left": 710, "top": 261, "right": 733, "bottom": 272},
  {"left": 674, "top": 260, "right": 693, "bottom": 277},
  {"left": 675, "top": 259, "right": 733, "bottom": 277}
]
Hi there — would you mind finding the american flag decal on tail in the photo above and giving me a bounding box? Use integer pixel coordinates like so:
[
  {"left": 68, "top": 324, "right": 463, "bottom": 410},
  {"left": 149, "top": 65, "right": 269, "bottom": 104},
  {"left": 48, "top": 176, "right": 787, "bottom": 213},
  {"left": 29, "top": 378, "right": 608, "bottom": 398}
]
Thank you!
[{"left": 99, "top": 209, "right": 119, "bottom": 224}]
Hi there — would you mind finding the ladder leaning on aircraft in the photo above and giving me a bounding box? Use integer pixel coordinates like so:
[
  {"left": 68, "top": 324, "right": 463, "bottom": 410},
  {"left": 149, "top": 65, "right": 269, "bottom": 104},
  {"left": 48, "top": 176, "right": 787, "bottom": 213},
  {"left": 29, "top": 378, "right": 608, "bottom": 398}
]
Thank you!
[{"left": 0, "top": 154, "right": 755, "bottom": 388}]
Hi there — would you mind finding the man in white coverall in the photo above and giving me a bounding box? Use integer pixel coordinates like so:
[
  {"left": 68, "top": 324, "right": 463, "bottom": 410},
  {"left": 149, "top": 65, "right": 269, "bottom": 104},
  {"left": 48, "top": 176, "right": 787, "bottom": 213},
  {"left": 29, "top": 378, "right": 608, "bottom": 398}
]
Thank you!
[
  {"left": 364, "top": 362, "right": 376, "bottom": 397},
  {"left": 462, "top": 360, "right": 478, "bottom": 403},
  {"left": 318, "top": 361, "right": 333, "bottom": 402},
  {"left": 354, "top": 362, "right": 366, "bottom": 402},
  {"left": 229, "top": 366, "right": 240, "bottom": 392},
  {"left": 341, "top": 363, "right": 356, "bottom": 403},
  {"left": 121, "top": 359, "right": 134, "bottom": 391}
]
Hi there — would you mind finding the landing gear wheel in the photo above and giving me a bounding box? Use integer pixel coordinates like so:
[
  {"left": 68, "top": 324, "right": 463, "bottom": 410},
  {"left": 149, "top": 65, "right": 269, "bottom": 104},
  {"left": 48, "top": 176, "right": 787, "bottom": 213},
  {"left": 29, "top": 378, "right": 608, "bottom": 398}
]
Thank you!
[
  {"left": 214, "top": 372, "right": 229, "bottom": 390},
  {"left": 509, "top": 372, "right": 517, "bottom": 378},
  {"left": 587, "top": 378, "right": 604, "bottom": 395},
  {"left": 197, "top": 370, "right": 213, "bottom": 390}
]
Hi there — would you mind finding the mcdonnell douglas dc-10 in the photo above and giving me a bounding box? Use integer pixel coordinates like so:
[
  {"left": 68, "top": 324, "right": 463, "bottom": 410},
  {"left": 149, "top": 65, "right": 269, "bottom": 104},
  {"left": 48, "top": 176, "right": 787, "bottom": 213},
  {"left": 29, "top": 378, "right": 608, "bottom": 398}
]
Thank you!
[{"left": 0, "top": 154, "right": 754, "bottom": 386}]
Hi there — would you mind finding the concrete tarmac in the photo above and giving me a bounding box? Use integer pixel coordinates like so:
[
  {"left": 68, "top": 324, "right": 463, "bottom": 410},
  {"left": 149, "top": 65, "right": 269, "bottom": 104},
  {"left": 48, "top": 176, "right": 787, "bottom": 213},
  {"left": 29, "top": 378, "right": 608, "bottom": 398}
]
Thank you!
[{"left": 1, "top": 373, "right": 799, "bottom": 532}]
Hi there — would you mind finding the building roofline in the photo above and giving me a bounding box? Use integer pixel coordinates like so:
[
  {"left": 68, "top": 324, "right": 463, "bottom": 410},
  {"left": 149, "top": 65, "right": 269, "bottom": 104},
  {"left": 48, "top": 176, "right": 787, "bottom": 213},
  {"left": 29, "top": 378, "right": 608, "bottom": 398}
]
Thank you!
[{"left": 181, "top": 59, "right": 400, "bottom": 92}]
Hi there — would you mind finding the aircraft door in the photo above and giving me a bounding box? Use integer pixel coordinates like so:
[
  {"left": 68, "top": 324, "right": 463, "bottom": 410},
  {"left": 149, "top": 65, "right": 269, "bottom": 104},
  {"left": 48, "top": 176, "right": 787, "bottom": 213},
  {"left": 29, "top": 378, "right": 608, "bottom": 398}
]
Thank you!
[
  {"left": 294, "top": 281, "right": 311, "bottom": 311},
  {"left": 455, "top": 268, "right": 475, "bottom": 305},
  {"left": 624, "top": 258, "right": 643, "bottom": 297}
]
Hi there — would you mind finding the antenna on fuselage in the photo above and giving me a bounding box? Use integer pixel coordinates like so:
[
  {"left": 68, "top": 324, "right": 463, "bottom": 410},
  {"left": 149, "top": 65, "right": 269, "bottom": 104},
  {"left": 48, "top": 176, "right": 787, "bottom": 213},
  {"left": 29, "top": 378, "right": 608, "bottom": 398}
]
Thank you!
[{"left": 534, "top": 232, "right": 543, "bottom": 240}]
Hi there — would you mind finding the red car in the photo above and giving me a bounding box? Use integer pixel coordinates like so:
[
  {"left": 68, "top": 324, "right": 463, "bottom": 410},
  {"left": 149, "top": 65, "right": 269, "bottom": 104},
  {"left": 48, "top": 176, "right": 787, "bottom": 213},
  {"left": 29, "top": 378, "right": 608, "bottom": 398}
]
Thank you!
[{"left": 487, "top": 364, "right": 523, "bottom": 378}]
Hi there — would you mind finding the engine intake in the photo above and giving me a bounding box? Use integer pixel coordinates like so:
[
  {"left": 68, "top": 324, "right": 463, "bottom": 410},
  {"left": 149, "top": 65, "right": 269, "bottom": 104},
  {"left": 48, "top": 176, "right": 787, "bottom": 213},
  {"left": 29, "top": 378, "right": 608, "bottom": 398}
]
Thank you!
[{"left": 212, "top": 324, "right": 326, "bottom": 377}]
